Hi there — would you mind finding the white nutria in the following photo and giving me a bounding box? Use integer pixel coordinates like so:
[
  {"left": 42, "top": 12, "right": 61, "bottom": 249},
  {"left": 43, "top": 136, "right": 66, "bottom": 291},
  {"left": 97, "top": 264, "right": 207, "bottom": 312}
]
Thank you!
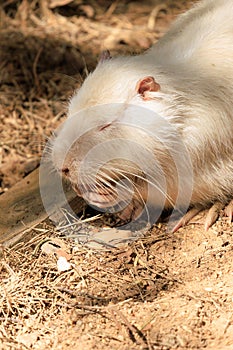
[{"left": 51, "top": 0, "right": 233, "bottom": 231}]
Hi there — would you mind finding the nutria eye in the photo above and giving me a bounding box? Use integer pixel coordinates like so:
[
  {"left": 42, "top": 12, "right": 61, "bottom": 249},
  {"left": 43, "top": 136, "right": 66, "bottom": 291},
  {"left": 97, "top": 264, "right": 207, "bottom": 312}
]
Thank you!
[{"left": 99, "top": 123, "right": 111, "bottom": 131}]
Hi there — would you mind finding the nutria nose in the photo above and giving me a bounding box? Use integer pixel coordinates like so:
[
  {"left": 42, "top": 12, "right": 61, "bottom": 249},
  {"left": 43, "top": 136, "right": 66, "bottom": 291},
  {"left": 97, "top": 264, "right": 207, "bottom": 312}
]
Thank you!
[{"left": 62, "top": 167, "right": 69, "bottom": 176}]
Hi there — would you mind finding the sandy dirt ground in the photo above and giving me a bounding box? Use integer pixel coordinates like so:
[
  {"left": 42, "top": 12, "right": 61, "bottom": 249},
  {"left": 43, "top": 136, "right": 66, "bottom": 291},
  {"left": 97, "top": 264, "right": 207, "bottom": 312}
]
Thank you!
[{"left": 0, "top": 1, "right": 233, "bottom": 349}]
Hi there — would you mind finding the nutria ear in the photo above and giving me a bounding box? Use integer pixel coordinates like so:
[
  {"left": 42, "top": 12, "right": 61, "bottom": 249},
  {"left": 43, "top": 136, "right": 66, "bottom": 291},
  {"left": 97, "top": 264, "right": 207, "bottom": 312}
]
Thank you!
[
  {"left": 136, "top": 76, "right": 160, "bottom": 100},
  {"left": 99, "top": 50, "right": 112, "bottom": 63}
]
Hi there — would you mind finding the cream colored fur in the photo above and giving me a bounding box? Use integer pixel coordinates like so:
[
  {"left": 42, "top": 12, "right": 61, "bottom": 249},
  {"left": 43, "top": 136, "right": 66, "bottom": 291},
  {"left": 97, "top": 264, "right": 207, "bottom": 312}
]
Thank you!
[{"left": 53, "top": 0, "right": 233, "bottom": 210}]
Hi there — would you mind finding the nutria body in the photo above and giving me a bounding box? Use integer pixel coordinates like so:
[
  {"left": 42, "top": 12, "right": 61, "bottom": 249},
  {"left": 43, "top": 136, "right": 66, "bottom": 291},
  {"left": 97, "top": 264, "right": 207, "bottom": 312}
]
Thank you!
[{"left": 51, "top": 0, "right": 233, "bottom": 230}]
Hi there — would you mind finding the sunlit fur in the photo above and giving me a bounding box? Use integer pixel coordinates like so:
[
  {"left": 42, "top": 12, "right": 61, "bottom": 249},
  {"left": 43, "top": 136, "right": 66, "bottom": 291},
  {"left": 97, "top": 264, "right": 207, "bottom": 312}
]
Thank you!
[{"left": 51, "top": 0, "right": 233, "bottom": 220}]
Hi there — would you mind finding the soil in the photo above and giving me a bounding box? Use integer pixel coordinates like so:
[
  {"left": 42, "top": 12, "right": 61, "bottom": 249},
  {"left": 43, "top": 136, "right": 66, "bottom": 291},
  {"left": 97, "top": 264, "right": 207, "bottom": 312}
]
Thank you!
[{"left": 0, "top": 1, "right": 233, "bottom": 349}]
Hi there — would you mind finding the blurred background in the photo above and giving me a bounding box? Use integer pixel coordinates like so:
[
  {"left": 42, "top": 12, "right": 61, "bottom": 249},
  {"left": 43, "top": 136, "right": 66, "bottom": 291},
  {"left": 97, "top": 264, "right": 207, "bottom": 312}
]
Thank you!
[{"left": 0, "top": 0, "right": 193, "bottom": 193}]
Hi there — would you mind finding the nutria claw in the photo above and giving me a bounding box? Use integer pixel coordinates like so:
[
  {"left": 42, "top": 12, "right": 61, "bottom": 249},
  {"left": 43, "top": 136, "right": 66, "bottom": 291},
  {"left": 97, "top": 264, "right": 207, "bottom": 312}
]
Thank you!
[{"left": 172, "top": 201, "right": 233, "bottom": 233}]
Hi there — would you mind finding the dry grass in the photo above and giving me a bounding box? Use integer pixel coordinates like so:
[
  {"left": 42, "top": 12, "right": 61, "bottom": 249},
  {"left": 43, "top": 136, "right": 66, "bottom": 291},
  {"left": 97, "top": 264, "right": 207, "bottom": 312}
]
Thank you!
[
  {"left": 1, "top": 1, "right": 233, "bottom": 349},
  {"left": 0, "top": 225, "right": 173, "bottom": 349}
]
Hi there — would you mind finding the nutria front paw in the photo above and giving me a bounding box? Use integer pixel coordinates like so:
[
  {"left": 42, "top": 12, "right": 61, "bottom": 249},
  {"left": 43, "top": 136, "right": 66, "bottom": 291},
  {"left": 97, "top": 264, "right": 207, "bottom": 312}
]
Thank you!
[{"left": 172, "top": 200, "right": 233, "bottom": 232}]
